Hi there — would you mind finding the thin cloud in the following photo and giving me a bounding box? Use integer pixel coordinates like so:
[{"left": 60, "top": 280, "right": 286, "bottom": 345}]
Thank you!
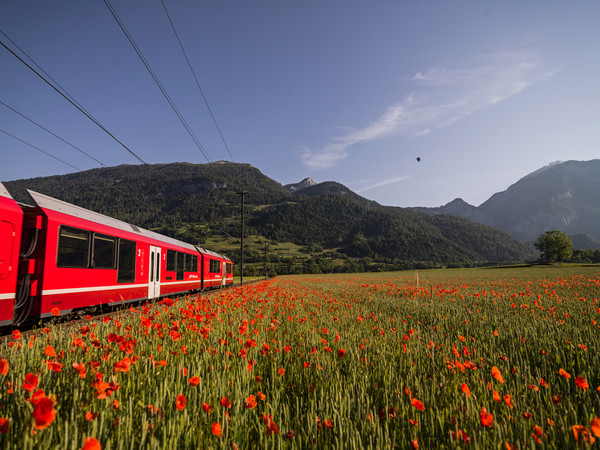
[
  {"left": 354, "top": 175, "right": 411, "bottom": 193},
  {"left": 301, "top": 45, "right": 558, "bottom": 169}
]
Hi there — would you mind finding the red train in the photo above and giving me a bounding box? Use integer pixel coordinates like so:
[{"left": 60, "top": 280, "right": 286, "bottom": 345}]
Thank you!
[{"left": 0, "top": 182, "right": 233, "bottom": 326}]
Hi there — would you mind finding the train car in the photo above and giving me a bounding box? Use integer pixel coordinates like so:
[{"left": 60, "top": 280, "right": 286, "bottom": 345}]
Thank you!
[
  {"left": 0, "top": 183, "right": 233, "bottom": 325},
  {"left": 202, "top": 248, "right": 234, "bottom": 289},
  {"left": 0, "top": 184, "right": 23, "bottom": 326}
]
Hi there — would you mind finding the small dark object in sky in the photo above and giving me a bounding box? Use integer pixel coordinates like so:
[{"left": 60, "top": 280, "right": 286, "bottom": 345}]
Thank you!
[{"left": 416, "top": 157, "right": 421, "bottom": 162}]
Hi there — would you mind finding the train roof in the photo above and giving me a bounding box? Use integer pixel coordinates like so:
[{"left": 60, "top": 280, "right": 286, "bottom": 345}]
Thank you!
[
  {"left": 0, "top": 182, "right": 13, "bottom": 199},
  {"left": 27, "top": 189, "right": 231, "bottom": 262}
]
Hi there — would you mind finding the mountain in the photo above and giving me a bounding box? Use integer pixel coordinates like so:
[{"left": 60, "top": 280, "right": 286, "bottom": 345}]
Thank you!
[
  {"left": 414, "top": 160, "right": 600, "bottom": 243},
  {"left": 412, "top": 198, "right": 500, "bottom": 228},
  {"left": 4, "top": 162, "right": 535, "bottom": 271},
  {"left": 292, "top": 181, "right": 379, "bottom": 207},
  {"left": 284, "top": 177, "right": 316, "bottom": 192},
  {"left": 570, "top": 234, "right": 600, "bottom": 251},
  {"left": 478, "top": 160, "right": 600, "bottom": 241}
]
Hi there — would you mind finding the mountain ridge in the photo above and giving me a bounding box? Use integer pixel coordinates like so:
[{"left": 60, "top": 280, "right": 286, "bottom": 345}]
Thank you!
[
  {"left": 4, "top": 161, "right": 536, "bottom": 271},
  {"left": 412, "top": 159, "right": 600, "bottom": 246}
]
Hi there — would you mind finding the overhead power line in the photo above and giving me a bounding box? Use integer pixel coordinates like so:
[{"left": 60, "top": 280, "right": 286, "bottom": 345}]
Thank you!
[
  {"left": 103, "top": 0, "right": 211, "bottom": 163},
  {"left": 0, "top": 30, "right": 101, "bottom": 129},
  {"left": 160, "top": 0, "right": 234, "bottom": 162},
  {"left": 0, "top": 128, "right": 82, "bottom": 172},
  {"left": 0, "top": 33, "right": 189, "bottom": 198},
  {"left": 1, "top": 100, "right": 106, "bottom": 167},
  {"left": 0, "top": 29, "right": 233, "bottom": 241}
]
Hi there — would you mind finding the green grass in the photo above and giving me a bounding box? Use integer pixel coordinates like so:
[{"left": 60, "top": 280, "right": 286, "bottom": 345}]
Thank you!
[{"left": 1, "top": 266, "right": 600, "bottom": 448}]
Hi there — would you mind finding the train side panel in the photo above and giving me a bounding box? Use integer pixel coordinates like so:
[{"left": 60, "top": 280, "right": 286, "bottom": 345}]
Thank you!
[
  {"left": 31, "top": 208, "right": 150, "bottom": 318},
  {"left": 24, "top": 192, "right": 204, "bottom": 320},
  {"left": 0, "top": 185, "right": 23, "bottom": 326},
  {"left": 200, "top": 249, "right": 234, "bottom": 288},
  {"left": 159, "top": 247, "right": 203, "bottom": 297}
]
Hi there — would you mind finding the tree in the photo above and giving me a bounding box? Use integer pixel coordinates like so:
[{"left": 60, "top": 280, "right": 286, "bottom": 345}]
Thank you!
[{"left": 534, "top": 230, "right": 573, "bottom": 263}]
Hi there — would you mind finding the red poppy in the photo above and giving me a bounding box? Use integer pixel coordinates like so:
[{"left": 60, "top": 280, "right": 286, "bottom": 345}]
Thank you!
[
  {"left": 202, "top": 403, "right": 213, "bottom": 413},
  {"left": 245, "top": 395, "right": 257, "bottom": 409},
  {"left": 559, "top": 368, "right": 571, "bottom": 379},
  {"left": 262, "top": 413, "right": 280, "bottom": 435},
  {"left": 22, "top": 373, "right": 39, "bottom": 392},
  {"left": 211, "top": 422, "right": 222, "bottom": 437},
  {"left": 337, "top": 348, "right": 346, "bottom": 358},
  {"left": 0, "top": 417, "right": 10, "bottom": 433},
  {"left": 531, "top": 425, "right": 543, "bottom": 444},
  {"left": 493, "top": 390, "right": 501, "bottom": 402},
  {"left": 277, "top": 368, "right": 285, "bottom": 376},
  {"left": 503, "top": 394, "right": 514, "bottom": 409},
  {"left": 85, "top": 411, "right": 99, "bottom": 421},
  {"left": 480, "top": 407, "right": 494, "bottom": 428},
  {"left": 46, "top": 361, "right": 64, "bottom": 373},
  {"left": 591, "top": 417, "right": 600, "bottom": 437},
  {"left": 12, "top": 330, "right": 21, "bottom": 340},
  {"left": 573, "top": 425, "right": 595, "bottom": 444},
  {"left": 81, "top": 437, "right": 101, "bottom": 450},
  {"left": 32, "top": 396, "right": 56, "bottom": 430},
  {"left": 461, "top": 383, "right": 470, "bottom": 398},
  {"left": 0, "top": 359, "right": 8, "bottom": 376},
  {"left": 220, "top": 396, "right": 231, "bottom": 408},
  {"left": 189, "top": 376, "right": 200, "bottom": 386},
  {"left": 575, "top": 376, "right": 589, "bottom": 392},
  {"left": 491, "top": 366, "right": 504, "bottom": 383},
  {"left": 113, "top": 357, "right": 131, "bottom": 373},
  {"left": 44, "top": 346, "right": 56, "bottom": 357},
  {"left": 72, "top": 362, "right": 87, "bottom": 379},
  {"left": 411, "top": 398, "right": 425, "bottom": 411},
  {"left": 176, "top": 394, "right": 187, "bottom": 410},
  {"left": 51, "top": 307, "right": 60, "bottom": 317}
]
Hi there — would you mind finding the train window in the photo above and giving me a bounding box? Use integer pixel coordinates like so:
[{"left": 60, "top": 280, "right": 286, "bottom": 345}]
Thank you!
[
  {"left": 184, "top": 253, "right": 191, "bottom": 272},
  {"left": 209, "top": 259, "right": 220, "bottom": 274},
  {"left": 191, "top": 254, "right": 198, "bottom": 272},
  {"left": 176, "top": 252, "right": 185, "bottom": 280},
  {"left": 166, "top": 249, "right": 176, "bottom": 271},
  {"left": 57, "top": 226, "right": 90, "bottom": 268},
  {"left": 226, "top": 262, "right": 232, "bottom": 274},
  {"left": 117, "top": 239, "right": 136, "bottom": 283},
  {"left": 92, "top": 234, "right": 116, "bottom": 269}
]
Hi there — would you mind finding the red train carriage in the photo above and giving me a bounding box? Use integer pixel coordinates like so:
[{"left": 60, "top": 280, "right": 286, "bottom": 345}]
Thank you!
[
  {"left": 0, "top": 184, "right": 23, "bottom": 326},
  {"left": 0, "top": 183, "right": 233, "bottom": 325},
  {"left": 202, "top": 248, "right": 234, "bottom": 288}
]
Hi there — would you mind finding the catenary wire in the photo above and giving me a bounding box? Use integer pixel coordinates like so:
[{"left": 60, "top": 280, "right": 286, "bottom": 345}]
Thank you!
[
  {"left": 0, "top": 30, "right": 234, "bottom": 242},
  {"left": 0, "top": 128, "right": 82, "bottom": 172},
  {"left": 0, "top": 30, "right": 101, "bottom": 131},
  {"left": 0, "top": 36, "right": 189, "bottom": 198},
  {"left": 0, "top": 100, "right": 106, "bottom": 167},
  {"left": 103, "top": 0, "right": 211, "bottom": 163},
  {"left": 160, "top": 0, "right": 235, "bottom": 162}
]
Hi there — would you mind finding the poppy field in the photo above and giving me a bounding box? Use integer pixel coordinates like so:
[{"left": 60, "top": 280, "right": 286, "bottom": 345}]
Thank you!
[{"left": 1, "top": 265, "right": 600, "bottom": 449}]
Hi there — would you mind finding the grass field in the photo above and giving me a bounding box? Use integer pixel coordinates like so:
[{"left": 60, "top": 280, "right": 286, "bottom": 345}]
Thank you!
[{"left": 1, "top": 265, "right": 599, "bottom": 448}]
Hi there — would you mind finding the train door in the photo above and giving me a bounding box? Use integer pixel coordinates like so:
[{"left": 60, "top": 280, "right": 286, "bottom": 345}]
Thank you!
[
  {"left": 148, "top": 246, "right": 161, "bottom": 299},
  {"left": 221, "top": 261, "right": 226, "bottom": 287}
]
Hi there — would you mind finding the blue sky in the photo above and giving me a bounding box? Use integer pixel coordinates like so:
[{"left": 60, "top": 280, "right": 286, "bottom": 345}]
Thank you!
[{"left": 1, "top": 1, "right": 599, "bottom": 207}]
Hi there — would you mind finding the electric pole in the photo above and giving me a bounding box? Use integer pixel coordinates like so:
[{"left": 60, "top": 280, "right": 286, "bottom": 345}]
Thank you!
[
  {"left": 237, "top": 191, "right": 248, "bottom": 285},
  {"left": 264, "top": 241, "right": 268, "bottom": 280}
]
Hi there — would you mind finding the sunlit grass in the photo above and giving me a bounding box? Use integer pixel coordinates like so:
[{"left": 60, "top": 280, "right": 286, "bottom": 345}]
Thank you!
[{"left": 1, "top": 266, "right": 599, "bottom": 448}]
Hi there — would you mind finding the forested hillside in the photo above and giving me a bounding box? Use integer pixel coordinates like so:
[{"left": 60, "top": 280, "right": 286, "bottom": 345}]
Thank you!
[{"left": 5, "top": 162, "right": 536, "bottom": 273}]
